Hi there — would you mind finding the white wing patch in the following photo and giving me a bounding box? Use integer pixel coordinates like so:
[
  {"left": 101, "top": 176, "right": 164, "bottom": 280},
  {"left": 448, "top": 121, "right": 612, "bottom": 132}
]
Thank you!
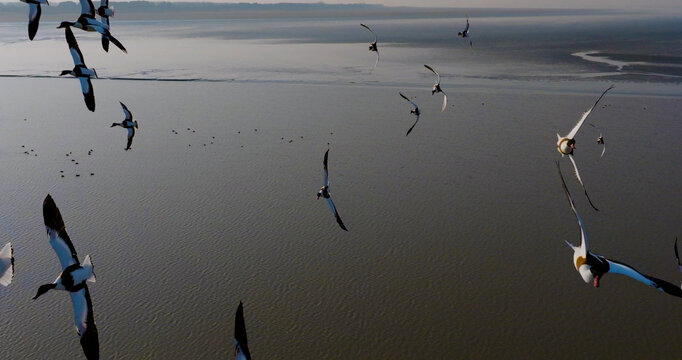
[
  {"left": 606, "top": 260, "right": 658, "bottom": 288},
  {"left": 0, "top": 243, "right": 14, "bottom": 286},
  {"left": 28, "top": 3, "right": 39, "bottom": 22},
  {"left": 48, "top": 228, "right": 78, "bottom": 271},
  {"left": 70, "top": 288, "right": 89, "bottom": 337},
  {"left": 70, "top": 48, "right": 84, "bottom": 66}
]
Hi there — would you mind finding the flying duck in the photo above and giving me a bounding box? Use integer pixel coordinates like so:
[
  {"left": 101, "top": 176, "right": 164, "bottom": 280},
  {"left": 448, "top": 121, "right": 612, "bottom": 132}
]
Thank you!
[
  {"left": 57, "top": 0, "right": 126, "bottom": 53},
  {"left": 317, "top": 149, "right": 348, "bottom": 231},
  {"left": 556, "top": 85, "right": 613, "bottom": 211},
  {"left": 0, "top": 243, "right": 14, "bottom": 287},
  {"left": 234, "top": 302, "right": 252, "bottom": 360},
  {"left": 360, "top": 24, "right": 379, "bottom": 72},
  {"left": 60, "top": 26, "right": 97, "bottom": 112},
  {"left": 558, "top": 163, "right": 682, "bottom": 298},
  {"left": 399, "top": 92, "right": 421, "bottom": 136},
  {"left": 588, "top": 123, "right": 606, "bottom": 158},
  {"left": 20, "top": 0, "right": 48, "bottom": 40},
  {"left": 97, "top": 0, "right": 114, "bottom": 52},
  {"left": 457, "top": 16, "right": 472, "bottom": 47},
  {"left": 33, "top": 195, "right": 99, "bottom": 360},
  {"left": 110, "top": 102, "right": 138, "bottom": 150},
  {"left": 424, "top": 65, "right": 447, "bottom": 112}
]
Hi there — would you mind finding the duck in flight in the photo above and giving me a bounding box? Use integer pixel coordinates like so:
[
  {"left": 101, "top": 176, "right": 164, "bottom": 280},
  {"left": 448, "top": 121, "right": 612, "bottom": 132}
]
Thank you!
[
  {"left": 57, "top": 0, "right": 126, "bottom": 53},
  {"left": 399, "top": 92, "right": 421, "bottom": 136},
  {"left": 21, "top": 0, "right": 49, "bottom": 40},
  {"left": 234, "top": 302, "right": 252, "bottom": 360},
  {"left": 60, "top": 26, "right": 98, "bottom": 112},
  {"left": 457, "top": 15, "right": 472, "bottom": 47},
  {"left": 317, "top": 149, "right": 348, "bottom": 231},
  {"left": 556, "top": 85, "right": 613, "bottom": 211},
  {"left": 0, "top": 243, "right": 14, "bottom": 287},
  {"left": 588, "top": 123, "right": 606, "bottom": 158},
  {"left": 424, "top": 65, "right": 447, "bottom": 113},
  {"left": 110, "top": 102, "right": 138, "bottom": 150},
  {"left": 97, "top": 0, "right": 114, "bottom": 52},
  {"left": 33, "top": 195, "right": 99, "bottom": 360},
  {"left": 360, "top": 23, "right": 379, "bottom": 72},
  {"left": 558, "top": 163, "right": 682, "bottom": 298}
]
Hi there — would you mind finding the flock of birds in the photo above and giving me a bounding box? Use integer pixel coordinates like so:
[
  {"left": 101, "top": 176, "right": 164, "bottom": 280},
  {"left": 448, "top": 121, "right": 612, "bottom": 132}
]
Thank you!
[
  {"left": 0, "top": 4, "right": 676, "bottom": 360},
  {"left": 25, "top": 0, "right": 136, "bottom": 151}
]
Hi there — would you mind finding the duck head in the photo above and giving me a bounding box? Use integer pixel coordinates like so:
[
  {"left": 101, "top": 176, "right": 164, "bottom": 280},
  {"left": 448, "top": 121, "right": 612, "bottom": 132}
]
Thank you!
[
  {"left": 56, "top": 21, "right": 74, "bottom": 29},
  {"left": 32, "top": 283, "right": 57, "bottom": 300}
]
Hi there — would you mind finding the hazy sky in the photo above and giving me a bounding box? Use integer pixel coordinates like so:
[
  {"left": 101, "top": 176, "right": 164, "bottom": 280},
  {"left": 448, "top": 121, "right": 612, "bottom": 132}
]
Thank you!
[
  {"left": 203, "top": 0, "right": 681, "bottom": 10},
  {"left": 2, "top": 0, "right": 681, "bottom": 12}
]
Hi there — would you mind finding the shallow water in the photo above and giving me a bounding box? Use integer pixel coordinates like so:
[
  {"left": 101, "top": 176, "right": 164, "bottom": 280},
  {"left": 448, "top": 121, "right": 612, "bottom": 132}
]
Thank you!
[
  {"left": 0, "top": 76, "right": 680, "bottom": 359},
  {"left": 0, "top": 12, "right": 681, "bottom": 360}
]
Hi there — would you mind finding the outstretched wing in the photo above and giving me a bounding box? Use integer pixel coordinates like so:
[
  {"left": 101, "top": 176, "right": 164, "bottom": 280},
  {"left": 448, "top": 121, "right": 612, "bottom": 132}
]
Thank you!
[
  {"left": 464, "top": 16, "right": 470, "bottom": 32},
  {"left": 28, "top": 3, "right": 41, "bottom": 41},
  {"left": 234, "top": 302, "right": 252, "bottom": 360},
  {"left": 103, "top": 30, "right": 127, "bottom": 53},
  {"left": 567, "top": 85, "right": 614, "bottom": 139},
  {"left": 100, "top": 15, "right": 110, "bottom": 52},
  {"left": 399, "top": 92, "right": 419, "bottom": 110},
  {"left": 65, "top": 26, "right": 85, "bottom": 66},
  {"left": 326, "top": 197, "right": 348, "bottom": 231},
  {"left": 120, "top": 102, "right": 133, "bottom": 121},
  {"left": 405, "top": 115, "right": 420, "bottom": 137},
  {"left": 606, "top": 258, "right": 682, "bottom": 298},
  {"left": 0, "top": 243, "right": 14, "bottom": 287},
  {"left": 43, "top": 195, "right": 80, "bottom": 271},
  {"left": 372, "top": 50, "right": 379, "bottom": 72},
  {"left": 70, "top": 286, "right": 99, "bottom": 360},
  {"left": 125, "top": 127, "right": 135, "bottom": 150},
  {"left": 360, "top": 23, "right": 377, "bottom": 43},
  {"left": 557, "top": 161, "right": 588, "bottom": 256},
  {"left": 79, "top": 0, "right": 96, "bottom": 17},
  {"left": 567, "top": 154, "right": 599, "bottom": 211},
  {"left": 440, "top": 92, "right": 447, "bottom": 113},
  {"left": 323, "top": 149, "right": 329, "bottom": 187},
  {"left": 424, "top": 64, "right": 440, "bottom": 84},
  {"left": 79, "top": 77, "right": 96, "bottom": 112}
]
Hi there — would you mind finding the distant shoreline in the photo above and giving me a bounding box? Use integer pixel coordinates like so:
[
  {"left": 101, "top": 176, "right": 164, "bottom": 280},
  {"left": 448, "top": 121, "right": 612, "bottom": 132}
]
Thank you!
[{"left": 0, "top": 2, "right": 616, "bottom": 21}]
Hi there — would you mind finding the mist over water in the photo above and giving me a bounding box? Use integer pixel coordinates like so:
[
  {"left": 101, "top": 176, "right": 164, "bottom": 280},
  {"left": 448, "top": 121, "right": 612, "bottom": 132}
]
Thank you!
[{"left": 0, "top": 9, "right": 681, "bottom": 359}]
